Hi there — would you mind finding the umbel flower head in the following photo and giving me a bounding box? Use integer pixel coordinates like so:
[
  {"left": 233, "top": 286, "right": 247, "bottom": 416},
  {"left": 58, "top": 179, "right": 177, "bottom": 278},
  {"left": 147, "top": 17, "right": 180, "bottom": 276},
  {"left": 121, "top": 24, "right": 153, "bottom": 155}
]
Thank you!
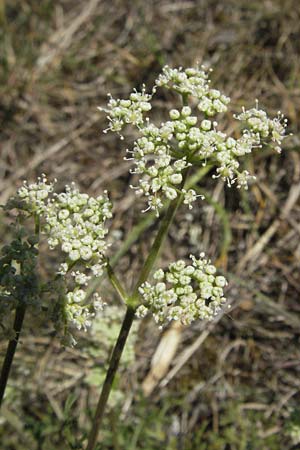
[
  {"left": 2, "top": 176, "right": 112, "bottom": 342},
  {"left": 44, "top": 183, "right": 112, "bottom": 271},
  {"left": 136, "top": 253, "right": 228, "bottom": 327},
  {"left": 100, "top": 65, "right": 287, "bottom": 216},
  {"left": 43, "top": 182, "right": 112, "bottom": 336}
]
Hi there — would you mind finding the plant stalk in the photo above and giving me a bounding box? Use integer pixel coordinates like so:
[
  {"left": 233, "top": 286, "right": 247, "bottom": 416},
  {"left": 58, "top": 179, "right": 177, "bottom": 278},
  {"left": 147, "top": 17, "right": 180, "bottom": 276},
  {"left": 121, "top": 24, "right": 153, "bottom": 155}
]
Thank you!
[
  {"left": 0, "top": 304, "right": 26, "bottom": 407},
  {"left": 85, "top": 171, "right": 188, "bottom": 450},
  {"left": 106, "top": 261, "right": 128, "bottom": 305},
  {"left": 85, "top": 306, "right": 135, "bottom": 450}
]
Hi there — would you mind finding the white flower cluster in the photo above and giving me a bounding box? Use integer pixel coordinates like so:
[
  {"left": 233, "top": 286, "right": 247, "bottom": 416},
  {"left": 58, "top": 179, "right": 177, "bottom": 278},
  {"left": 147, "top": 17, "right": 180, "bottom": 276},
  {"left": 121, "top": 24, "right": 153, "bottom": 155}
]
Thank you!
[
  {"left": 64, "top": 290, "right": 105, "bottom": 335},
  {"left": 16, "top": 174, "right": 55, "bottom": 214},
  {"left": 236, "top": 105, "right": 287, "bottom": 153},
  {"left": 136, "top": 253, "right": 228, "bottom": 327},
  {"left": 43, "top": 183, "right": 112, "bottom": 332},
  {"left": 45, "top": 183, "right": 112, "bottom": 268},
  {"left": 128, "top": 107, "right": 205, "bottom": 214},
  {"left": 210, "top": 105, "right": 287, "bottom": 188},
  {"left": 12, "top": 177, "right": 112, "bottom": 337},
  {"left": 100, "top": 65, "right": 287, "bottom": 215},
  {"left": 155, "top": 65, "right": 230, "bottom": 116},
  {"left": 100, "top": 88, "right": 152, "bottom": 135}
]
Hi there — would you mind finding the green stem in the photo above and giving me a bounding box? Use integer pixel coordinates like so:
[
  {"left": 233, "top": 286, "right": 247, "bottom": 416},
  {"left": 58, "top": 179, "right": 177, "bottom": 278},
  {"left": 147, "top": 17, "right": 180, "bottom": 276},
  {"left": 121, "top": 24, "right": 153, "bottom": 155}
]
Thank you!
[
  {"left": 0, "top": 304, "right": 26, "bottom": 407},
  {"left": 129, "top": 171, "right": 189, "bottom": 306},
  {"left": 106, "top": 261, "right": 128, "bottom": 304},
  {"left": 85, "top": 170, "right": 189, "bottom": 450},
  {"left": 34, "top": 214, "right": 40, "bottom": 235},
  {"left": 85, "top": 306, "right": 135, "bottom": 450}
]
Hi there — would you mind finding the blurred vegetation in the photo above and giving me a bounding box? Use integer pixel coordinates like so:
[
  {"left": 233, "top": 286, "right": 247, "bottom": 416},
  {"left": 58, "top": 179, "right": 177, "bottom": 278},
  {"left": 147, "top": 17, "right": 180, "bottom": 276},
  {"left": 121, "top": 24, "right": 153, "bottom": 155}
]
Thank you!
[{"left": 1, "top": 0, "right": 300, "bottom": 449}]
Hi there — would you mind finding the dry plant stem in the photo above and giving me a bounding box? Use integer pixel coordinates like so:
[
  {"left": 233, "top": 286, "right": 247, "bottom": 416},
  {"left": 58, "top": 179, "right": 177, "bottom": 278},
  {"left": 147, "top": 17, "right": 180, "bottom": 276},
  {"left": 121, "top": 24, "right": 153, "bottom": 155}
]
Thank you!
[
  {"left": 86, "top": 171, "right": 188, "bottom": 450},
  {"left": 0, "top": 304, "right": 26, "bottom": 407}
]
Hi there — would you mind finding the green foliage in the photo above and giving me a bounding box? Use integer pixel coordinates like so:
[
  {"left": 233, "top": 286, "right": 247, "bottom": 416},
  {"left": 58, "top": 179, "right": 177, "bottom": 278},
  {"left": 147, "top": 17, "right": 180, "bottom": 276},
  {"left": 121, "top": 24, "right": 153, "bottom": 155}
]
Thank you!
[{"left": 0, "top": 226, "right": 39, "bottom": 339}]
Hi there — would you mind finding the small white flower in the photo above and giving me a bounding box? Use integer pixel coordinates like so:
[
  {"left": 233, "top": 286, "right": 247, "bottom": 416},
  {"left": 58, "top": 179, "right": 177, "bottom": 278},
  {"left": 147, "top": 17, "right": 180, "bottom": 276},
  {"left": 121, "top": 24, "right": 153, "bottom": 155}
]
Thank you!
[
  {"left": 201, "top": 120, "right": 212, "bottom": 131},
  {"left": 69, "top": 250, "right": 80, "bottom": 261},
  {"left": 93, "top": 293, "right": 106, "bottom": 310},
  {"left": 62, "top": 242, "right": 73, "bottom": 253},
  {"left": 181, "top": 106, "right": 192, "bottom": 117},
  {"left": 164, "top": 187, "right": 177, "bottom": 200},
  {"left": 215, "top": 276, "right": 227, "bottom": 288},
  {"left": 182, "top": 189, "right": 203, "bottom": 209},
  {"left": 169, "top": 173, "right": 182, "bottom": 185},
  {"left": 153, "top": 269, "right": 164, "bottom": 280},
  {"left": 57, "top": 263, "right": 69, "bottom": 275},
  {"left": 73, "top": 271, "right": 90, "bottom": 285},
  {"left": 169, "top": 109, "right": 180, "bottom": 120},
  {"left": 58, "top": 209, "right": 70, "bottom": 220},
  {"left": 206, "top": 265, "right": 217, "bottom": 275},
  {"left": 156, "top": 282, "right": 166, "bottom": 293},
  {"left": 80, "top": 246, "right": 93, "bottom": 261},
  {"left": 73, "top": 289, "right": 86, "bottom": 303},
  {"left": 136, "top": 305, "right": 149, "bottom": 318},
  {"left": 91, "top": 264, "right": 104, "bottom": 277}
]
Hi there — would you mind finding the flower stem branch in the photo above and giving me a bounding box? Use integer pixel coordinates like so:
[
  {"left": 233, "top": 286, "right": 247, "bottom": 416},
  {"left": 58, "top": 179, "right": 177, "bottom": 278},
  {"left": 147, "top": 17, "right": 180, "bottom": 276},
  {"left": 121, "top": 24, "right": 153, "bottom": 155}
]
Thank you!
[
  {"left": 85, "top": 170, "right": 189, "bottom": 450},
  {"left": 106, "top": 261, "right": 128, "bottom": 304}
]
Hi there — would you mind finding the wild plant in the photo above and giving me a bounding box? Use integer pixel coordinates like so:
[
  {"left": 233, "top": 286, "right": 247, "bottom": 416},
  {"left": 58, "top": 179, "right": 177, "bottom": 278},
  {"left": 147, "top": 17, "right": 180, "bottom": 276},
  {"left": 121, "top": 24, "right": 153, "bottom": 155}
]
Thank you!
[{"left": 0, "top": 65, "right": 287, "bottom": 449}]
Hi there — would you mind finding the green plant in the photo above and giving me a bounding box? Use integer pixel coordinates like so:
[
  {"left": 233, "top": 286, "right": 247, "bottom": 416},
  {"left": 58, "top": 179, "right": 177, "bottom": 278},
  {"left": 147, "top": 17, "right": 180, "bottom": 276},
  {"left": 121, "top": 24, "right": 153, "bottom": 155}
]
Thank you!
[{"left": 0, "top": 65, "right": 287, "bottom": 448}]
